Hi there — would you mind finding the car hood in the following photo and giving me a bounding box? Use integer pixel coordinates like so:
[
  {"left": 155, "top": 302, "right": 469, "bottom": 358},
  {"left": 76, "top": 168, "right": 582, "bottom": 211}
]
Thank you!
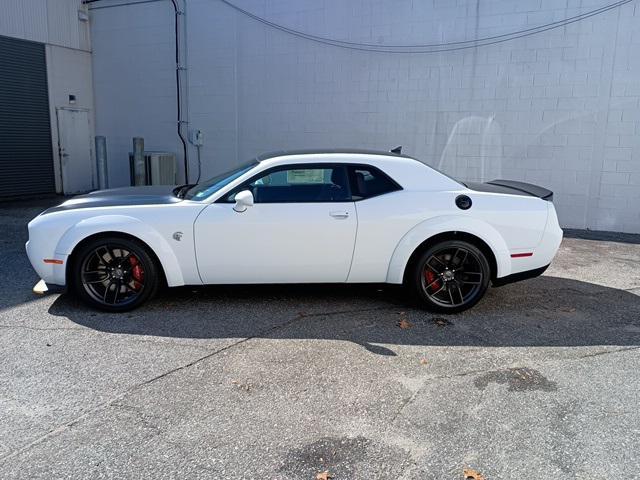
[{"left": 42, "top": 185, "right": 183, "bottom": 215}]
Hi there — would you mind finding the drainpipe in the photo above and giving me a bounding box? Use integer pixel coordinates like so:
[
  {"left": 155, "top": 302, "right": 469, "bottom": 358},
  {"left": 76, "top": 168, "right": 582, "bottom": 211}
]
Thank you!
[{"left": 170, "top": 0, "right": 189, "bottom": 183}]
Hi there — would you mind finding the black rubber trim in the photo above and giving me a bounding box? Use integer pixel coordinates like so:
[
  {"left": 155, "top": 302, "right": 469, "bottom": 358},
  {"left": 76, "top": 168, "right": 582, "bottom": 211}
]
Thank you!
[{"left": 491, "top": 264, "right": 549, "bottom": 287}]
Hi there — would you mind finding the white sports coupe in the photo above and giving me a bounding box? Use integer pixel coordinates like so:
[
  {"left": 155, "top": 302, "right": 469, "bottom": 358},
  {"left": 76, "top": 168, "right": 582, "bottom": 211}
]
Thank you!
[{"left": 27, "top": 149, "right": 562, "bottom": 312}]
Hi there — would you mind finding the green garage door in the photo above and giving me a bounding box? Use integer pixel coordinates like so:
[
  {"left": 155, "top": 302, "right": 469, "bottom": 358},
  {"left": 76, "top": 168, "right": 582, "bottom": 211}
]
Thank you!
[{"left": 0, "top": 35, "right": 55, "bottom": 198}]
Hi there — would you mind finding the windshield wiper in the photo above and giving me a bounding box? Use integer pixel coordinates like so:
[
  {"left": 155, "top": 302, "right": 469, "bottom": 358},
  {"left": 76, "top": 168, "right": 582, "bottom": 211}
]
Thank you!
[{"left": 173, "top": 183, "right": 197, "bottom": 199}]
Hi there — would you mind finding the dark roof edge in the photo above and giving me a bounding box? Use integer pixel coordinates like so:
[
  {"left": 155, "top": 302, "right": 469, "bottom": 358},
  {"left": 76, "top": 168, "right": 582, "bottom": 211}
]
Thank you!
[{"left": 256, "top": 148, "right": 415, "bottom": 162}]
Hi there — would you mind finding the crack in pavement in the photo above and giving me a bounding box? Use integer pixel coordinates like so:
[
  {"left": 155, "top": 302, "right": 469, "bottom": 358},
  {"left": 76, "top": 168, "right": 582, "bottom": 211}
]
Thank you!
[
  {"left": 575, "top": 345, "right": 640, "bottom": 359},
  {"left": 390, "top": 345, "right": 640, "bottom": 423},
  {"left": 0, "top": 324, "right": 85, "bottom": 332},
  {"left": 0, "top": 323, "right": 262, "bottom": 352},
  {"left": 0, "top": 317, "right": 301, "bottom": 463},
  {"left": 0, "top": 304, "right": 391, "bottom": 463},
  {"left": 6, "top": 301, "right": 633, "bottom": 464},
  {"left": 390, "top": 367, "right": 490, "bottom": 423}
]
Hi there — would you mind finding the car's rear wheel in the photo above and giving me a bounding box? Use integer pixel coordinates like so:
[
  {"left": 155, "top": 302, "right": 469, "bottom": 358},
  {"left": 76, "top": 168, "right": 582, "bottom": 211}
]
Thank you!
[
  {"left": 411, "top": 240, "right": 490, "bottom": 313},
  {"left": 72, "top": 236, "right": 159, "bottom": 312}
]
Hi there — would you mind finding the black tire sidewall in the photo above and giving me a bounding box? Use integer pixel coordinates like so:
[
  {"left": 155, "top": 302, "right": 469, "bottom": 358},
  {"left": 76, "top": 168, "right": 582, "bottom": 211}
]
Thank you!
[
  {"left": 72, "top": 236, "right": 159, "bottom": 312},
  {"left": 412, "top": 240, "right": 490, "bottom": 313}
]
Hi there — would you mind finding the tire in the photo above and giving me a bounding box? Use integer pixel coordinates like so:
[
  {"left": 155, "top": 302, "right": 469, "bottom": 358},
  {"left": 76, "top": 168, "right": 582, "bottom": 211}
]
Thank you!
[
  {"left": 410, "top": 240, "right": 490, "bottom": 313},
  {"left": 71, "top": 236, "right": 160, "bottom": 312}
]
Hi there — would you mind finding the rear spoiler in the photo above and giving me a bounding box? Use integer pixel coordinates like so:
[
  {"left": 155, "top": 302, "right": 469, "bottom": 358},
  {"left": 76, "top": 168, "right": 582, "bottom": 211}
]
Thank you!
[
  {"left": 465, "top": 179, "right": 554, "bottom": 201},
  {"left": 487, "top": 180, "right": 553, "bottom": 201}
]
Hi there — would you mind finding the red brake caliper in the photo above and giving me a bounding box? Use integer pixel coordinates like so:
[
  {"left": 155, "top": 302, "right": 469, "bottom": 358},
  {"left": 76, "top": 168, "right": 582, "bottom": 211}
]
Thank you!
[
  {"left": 129, "top": 256, "right": 144, "bottom": 290},
  {"left": 425, "top": 269, "right": 440, "bottom": 292}
]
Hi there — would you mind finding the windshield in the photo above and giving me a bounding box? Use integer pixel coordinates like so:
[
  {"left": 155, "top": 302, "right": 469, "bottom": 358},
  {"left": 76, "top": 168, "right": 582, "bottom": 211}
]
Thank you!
[{"left": 184, "top": 161, "right": 258, "bottom": 200}]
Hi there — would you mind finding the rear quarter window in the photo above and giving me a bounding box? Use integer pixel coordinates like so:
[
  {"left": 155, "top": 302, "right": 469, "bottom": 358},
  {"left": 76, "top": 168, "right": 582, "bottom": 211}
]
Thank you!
[{"left": 348, "top": 165, "right": 402, "bottom": 200}]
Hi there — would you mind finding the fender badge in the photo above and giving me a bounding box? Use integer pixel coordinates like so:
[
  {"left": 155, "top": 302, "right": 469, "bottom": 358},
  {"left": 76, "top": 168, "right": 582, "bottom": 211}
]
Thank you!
[{"left": 173, "top": 231, "right": 183, "bottom": 241}]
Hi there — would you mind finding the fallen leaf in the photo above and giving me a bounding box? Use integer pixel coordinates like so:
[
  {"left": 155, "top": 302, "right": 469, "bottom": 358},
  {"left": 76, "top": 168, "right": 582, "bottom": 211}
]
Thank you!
[
  {"left": 560, "top": 306, "right": 576, "bottom": 313},
  {"left": 420, "top": 358, "right": 428, "bottom": 365},
  {"left": 398, "top": 319, "right": 413, "bottom": 329},
  {"left": 432, "top": 317, "right": 451, "bottom": 327},
  {"left": 463, "top": 468, "right": 485, "bottom": 480},
  {"left": 231, "top": 380, "right": 252, "bottom": 391},
  {"left": 316, "top": 471, "right": 333, "bottom": 480}
]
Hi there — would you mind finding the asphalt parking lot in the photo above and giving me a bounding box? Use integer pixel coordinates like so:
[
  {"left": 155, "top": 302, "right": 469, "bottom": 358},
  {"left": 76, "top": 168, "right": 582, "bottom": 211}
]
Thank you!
[{"left": 1, "top": 198, "right": 639, "bottom": 479}]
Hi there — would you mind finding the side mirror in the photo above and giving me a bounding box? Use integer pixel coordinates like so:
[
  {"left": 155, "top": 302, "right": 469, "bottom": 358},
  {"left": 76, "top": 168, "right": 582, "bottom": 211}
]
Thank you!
[{"left": 233, "top": 190, "right": 254, "bottom": 213}]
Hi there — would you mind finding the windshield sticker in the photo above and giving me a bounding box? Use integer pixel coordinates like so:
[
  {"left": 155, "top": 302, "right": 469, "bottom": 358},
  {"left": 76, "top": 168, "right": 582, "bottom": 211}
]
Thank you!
[{"left": 287, "top": 169, "right": 324, "bottom": 184}]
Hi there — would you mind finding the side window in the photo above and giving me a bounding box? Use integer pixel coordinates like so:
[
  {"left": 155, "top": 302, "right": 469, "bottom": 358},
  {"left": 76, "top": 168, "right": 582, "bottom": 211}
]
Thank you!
[
  {"left": 229, "top": 166, "right": 351, "bottom": 203},
  {"left": 348, "top": 165, "right": 402, "bottom": 200}
]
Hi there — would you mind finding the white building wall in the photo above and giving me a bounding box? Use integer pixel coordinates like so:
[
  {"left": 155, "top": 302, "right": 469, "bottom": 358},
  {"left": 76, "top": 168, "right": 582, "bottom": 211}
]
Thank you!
[
  {"left": 90, "top": 0, "right": 180, "bottom": 187},
  {"left": 90, "top": 0, "right": 640, "bottom": 233},
  {"left": 1, "top": 0, "right": 94, "bottom": 193},
  {"left": 45, "top": 44, "right": 96, "bottom": 191},
  {"left": 0, "top": 0, "right": 89, "bottom": 50}
]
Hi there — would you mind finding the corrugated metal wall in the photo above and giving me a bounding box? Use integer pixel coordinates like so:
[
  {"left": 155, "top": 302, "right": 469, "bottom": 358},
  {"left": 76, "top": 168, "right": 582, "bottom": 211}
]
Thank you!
[
  {"left": 0, "top": 35, "right": 55, "bottom": 197},
  {"left": 0, "top": 0, "right": 89, "bottom": 51}
]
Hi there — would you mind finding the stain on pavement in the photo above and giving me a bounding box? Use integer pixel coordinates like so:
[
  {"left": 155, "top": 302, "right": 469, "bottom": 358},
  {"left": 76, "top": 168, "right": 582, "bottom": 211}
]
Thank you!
[{"left": 473, "top": 367, "right": 557, "bottom": 392}]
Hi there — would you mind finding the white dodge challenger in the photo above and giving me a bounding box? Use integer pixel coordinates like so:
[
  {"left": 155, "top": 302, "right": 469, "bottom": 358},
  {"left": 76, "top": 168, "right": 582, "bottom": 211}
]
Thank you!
[{"left": 26, "top": 149, "right": 562, "bottom": 312}]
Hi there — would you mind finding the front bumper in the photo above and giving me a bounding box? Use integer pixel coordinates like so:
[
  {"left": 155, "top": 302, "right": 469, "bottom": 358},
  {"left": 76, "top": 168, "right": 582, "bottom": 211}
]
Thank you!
[{"left": 25, "top": 240, "right": 68, "bottom": 286}]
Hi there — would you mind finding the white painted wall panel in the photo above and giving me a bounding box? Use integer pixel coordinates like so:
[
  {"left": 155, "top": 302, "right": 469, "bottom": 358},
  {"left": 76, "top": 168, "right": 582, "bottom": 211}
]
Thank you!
[
  {"left": 0, "top": 0, "right": 27, "bottom": 39},
  {"left": 90, "top": 0, "right": 640, "bottom": 233},
  {"left": 20, "top": 0, "right": 48, "bottom": 43},
  {"left": 1, "top": 0, "right": 94, "bottom": 195},
  {"left": 46, "top": 44, "right": 96, "bottom": 192},
  {"left": 46, "top": 0, "right": 80, "bottom": 49},
  {"left": 91, "top": 1, "right": 179, "bottom": 187},
  {"left": 0, "top": 0, "right": 87, "bottom": 50}
]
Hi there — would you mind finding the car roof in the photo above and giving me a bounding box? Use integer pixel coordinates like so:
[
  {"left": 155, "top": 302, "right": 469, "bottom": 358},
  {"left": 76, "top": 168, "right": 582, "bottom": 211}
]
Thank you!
[
  {"left": 255, "top": 148, "right": 416, "bottom": 162},
  {"left": 249, "top": 148, "right": 464, "bottom": 192}
]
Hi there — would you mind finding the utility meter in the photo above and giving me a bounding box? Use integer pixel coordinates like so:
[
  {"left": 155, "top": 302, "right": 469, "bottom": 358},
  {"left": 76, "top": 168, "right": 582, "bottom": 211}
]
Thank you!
[{"left": 189, "top": 129, "right": 204, "bottom": 146}]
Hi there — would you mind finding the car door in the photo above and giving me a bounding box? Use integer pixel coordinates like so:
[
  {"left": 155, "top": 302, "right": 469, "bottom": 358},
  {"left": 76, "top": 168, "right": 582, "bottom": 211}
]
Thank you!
[
  {"left": 194, "top": 164, "right": 357, "bottom": 284},
  {"left": 343, "top": 164, "right": 409, "bottom": 283}
]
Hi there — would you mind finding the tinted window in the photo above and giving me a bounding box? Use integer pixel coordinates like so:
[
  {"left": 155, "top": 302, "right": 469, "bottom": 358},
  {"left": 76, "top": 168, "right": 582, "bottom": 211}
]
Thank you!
[
  {"left": 185, "top": 161, "right": 257, "bottom": 200},
  {"left": 348, "top": 166, "right": 401, "bottom": 200},
  {"left": 229, "top": 165, "right": 351, "bottom": 203}
]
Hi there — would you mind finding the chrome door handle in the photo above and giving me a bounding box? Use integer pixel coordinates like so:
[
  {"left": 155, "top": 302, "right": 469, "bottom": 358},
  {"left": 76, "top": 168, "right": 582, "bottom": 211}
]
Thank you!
[{"left": 330, "top": 211, "right": 349, "bottom": 219}]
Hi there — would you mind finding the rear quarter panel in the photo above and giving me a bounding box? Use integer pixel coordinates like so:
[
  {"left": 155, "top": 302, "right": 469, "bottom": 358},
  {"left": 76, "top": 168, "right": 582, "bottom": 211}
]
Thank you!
[
  {"left": 467, "top": 191, "right": 549, "bottom": 250},
  {"left": 353, "top": 189, "right": 549, "bottom": 284}
]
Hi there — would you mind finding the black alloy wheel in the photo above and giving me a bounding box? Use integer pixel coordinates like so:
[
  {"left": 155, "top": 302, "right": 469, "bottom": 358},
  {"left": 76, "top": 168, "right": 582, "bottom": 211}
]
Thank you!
[
  {"left": 413, "top": 240, "right": 490, "bottom": 313},
  {"left": 72, "top": 236, "right": 159, "bottom": 312}
]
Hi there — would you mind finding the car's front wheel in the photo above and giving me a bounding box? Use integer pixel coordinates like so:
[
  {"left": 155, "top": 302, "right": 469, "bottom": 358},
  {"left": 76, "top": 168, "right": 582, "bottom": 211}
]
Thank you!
[
  {"left": 71, "top": 236, "right": 159, "bottom": 312},
  {"left": 411, "top": 240, "right": 490, "bottom": 313}
]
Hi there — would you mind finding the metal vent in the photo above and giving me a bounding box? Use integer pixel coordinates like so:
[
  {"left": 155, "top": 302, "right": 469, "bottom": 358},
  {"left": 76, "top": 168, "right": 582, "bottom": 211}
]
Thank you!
[{"left": 128, "top": 152, "right": 177, "bottom": 185}]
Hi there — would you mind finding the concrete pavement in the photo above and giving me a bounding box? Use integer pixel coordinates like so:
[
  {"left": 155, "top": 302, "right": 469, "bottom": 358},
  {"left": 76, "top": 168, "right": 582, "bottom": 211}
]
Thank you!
[{"left": 1, "top": 198, "right": 639, "bottom": 479}]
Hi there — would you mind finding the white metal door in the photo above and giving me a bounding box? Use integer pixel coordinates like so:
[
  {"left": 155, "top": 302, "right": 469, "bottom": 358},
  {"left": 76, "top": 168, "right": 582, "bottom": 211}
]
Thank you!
[
  {"left": 56, "top": 108, "right": 93, "bottom": 194},
  {"left": 194, "top": 202, "right": 357, "bottom": 284}
]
